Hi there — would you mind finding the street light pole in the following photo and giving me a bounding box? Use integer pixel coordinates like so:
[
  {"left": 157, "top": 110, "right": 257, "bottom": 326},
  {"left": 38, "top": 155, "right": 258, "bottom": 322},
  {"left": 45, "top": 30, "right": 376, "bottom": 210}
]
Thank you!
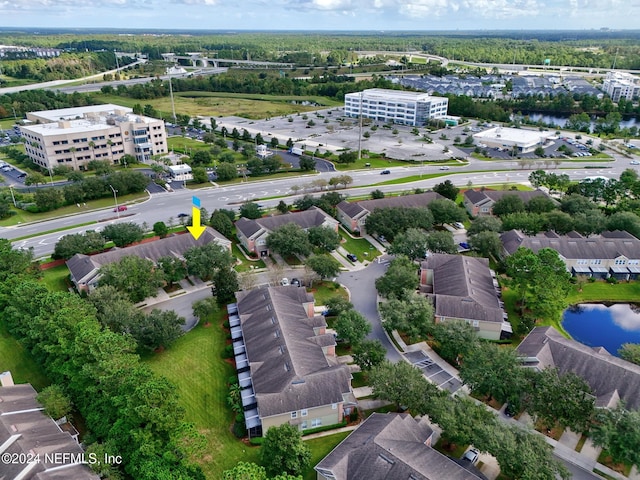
[
  {"left": 8, "top": 184, "right": 16, "bottom": 207},
  {"left": 109, "top": 184, "right": 119, "bottom": 218}
]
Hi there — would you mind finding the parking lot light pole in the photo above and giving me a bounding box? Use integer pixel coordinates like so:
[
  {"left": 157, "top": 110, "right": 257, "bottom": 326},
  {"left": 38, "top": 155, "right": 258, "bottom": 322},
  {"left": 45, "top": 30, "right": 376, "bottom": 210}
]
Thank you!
[
  {"left": 109, "top": 184, "right": 119, "bottom": 219},
  {"left": 8, "top": 184, "right": 16, "bottom": 207}
]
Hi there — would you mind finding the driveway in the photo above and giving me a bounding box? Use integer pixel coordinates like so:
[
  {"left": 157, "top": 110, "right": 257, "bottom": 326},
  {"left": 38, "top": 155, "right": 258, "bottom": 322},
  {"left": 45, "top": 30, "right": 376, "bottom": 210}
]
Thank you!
[
  {"left": 142, "top": 286, "right": 213, "bottom": 331},
  {"left": 337, "top": 256, "right": 401, "bottom": 362}
]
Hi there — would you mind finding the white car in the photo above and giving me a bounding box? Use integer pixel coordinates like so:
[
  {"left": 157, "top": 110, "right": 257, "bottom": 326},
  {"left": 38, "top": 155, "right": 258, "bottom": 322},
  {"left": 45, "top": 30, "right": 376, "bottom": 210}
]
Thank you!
[
  {"left": 630, "top": 160, "right": 640, "bottom": 165},
  {"left": 280, "top": 278, "right": 290, "bottom": 286},
  {"left": 439, "top": 165, "right": 450, "bottom": 170}
]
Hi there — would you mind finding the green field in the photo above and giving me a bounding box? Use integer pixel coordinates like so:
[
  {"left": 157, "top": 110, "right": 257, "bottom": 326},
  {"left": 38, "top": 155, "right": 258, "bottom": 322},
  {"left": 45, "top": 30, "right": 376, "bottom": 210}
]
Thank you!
[
  {"left": 94, "top": 92, "right": 338, "bottom": 120},
  {"left": 41, "top": 264, "right": 71, "bottom": 292},
  {"left": 302, "top": 432, "right": 350, "bottom": 480},
  {"left": 338, "top": 228, "right": 380, "bottom": 262},
  {"left": 0, "top": 321, "right": 50, "bottom": 390},
  {"left": 566, "top": 281, "right": 640, "bottom": 304}
]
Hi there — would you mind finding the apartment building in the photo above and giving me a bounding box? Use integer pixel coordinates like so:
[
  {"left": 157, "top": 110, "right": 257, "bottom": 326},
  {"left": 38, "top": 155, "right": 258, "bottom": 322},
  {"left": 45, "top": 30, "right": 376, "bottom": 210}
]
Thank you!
[
  {"left": 344, "top": 88, "right": 448, "bottom": 126},
  {"left": 602, "top": 72, "right": 640, "bottom": 102},
  {"left": 20, "top": 104, "right": 168, "bottom": 171}
]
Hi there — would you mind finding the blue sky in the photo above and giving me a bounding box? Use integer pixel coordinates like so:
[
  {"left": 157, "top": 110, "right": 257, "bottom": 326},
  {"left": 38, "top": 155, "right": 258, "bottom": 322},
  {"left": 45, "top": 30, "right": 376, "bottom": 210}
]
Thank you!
[{"left": 0, "top": 0, "right": 638, "bottom": 31}]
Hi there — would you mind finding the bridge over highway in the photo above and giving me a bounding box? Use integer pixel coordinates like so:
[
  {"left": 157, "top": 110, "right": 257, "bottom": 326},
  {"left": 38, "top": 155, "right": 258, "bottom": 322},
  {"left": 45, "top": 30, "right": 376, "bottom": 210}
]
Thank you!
[{"left": 161, "top": 52, "right": 293, "bottom": 69}]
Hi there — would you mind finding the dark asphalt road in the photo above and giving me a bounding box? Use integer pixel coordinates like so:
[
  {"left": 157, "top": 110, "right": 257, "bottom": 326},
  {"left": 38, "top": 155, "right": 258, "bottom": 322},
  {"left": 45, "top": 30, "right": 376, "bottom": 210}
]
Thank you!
[{"left": 337, "top": 257, "right": 401, "bottom": 362}]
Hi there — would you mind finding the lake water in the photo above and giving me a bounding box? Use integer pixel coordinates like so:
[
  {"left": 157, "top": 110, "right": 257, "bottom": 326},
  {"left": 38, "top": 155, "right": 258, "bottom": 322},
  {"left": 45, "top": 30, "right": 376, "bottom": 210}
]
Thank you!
[
  {"left": 562, "top": 303, "right": 640, "bottom": 357},
  {"left": 524, "top": 113, "right": 639, "bottom": 130}
]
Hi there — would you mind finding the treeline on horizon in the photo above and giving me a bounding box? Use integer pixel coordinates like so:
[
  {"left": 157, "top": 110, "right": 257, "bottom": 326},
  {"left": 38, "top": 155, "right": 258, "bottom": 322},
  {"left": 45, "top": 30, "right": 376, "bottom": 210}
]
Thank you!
[{"left": 1, "top": 31, "right": 639, "bottom": 69}]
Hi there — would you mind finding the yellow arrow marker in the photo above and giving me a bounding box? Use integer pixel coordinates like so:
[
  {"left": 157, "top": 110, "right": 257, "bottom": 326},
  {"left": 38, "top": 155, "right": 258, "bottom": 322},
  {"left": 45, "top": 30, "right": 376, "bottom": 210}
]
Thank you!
[{"left": 187, "top": 204, "right": 206, "bottom": 240}]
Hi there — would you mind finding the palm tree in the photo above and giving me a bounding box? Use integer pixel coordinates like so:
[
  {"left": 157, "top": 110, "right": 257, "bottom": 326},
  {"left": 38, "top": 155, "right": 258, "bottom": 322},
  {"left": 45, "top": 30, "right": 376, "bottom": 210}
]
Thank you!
[
  {"left": 107, "top": 139, "right": 114, "bottom": 164},
  {"left": 69, "top": 146, "right": 77, "bottom": 169},
  {"left": 88, "top": 141, "right": 96, "bottom": 163}
]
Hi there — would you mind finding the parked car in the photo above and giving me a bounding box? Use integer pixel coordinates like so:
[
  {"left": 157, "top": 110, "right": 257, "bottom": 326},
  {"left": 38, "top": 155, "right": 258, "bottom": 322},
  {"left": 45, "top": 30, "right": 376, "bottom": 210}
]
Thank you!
[
  {"left": 439, "top": 165, "right": 450, "bottom": 170},
  {"left": 291, "top": 278, "right": 301, "bottom": 286},
  {"left": 346, "top": 253, "right": 357, "bottom": 262},
  {"left": 113, "top": 205, "right": 128, "bottom": 212},
  {"left": 630, "top": 160, "right": 640, "bottom": 165},
  {"left": 380, "top": 169, "right": 391, "bottom": 175},
  {"left": 280, "top": 278, "right": 290, "bottom": 286},
  {"left": 459, "top": 242, "right": 470, "bottom": 250},
  {"left": 461, "top": 448, "right": 479, "bottom": 465},
  {"left": 454, "top": 222, "right": 465, "bottom": 229},
  {"left": 177, "top": 212, "right": 189, "bottom": 218}
]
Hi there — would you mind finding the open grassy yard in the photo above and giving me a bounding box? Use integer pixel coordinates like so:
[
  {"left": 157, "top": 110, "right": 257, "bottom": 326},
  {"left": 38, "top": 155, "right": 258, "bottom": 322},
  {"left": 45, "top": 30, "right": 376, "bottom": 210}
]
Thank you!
[
  {"left": 302, "top": 432, "right": 350, "bottom": 480},
  {"left": 338, "top": 228, "right": 380, "bottom": 262},
  {"left": 566, "top": 281, "right": 640, "bottom": 304},
  {"left": 145, "top": 316, "right": 260, "bottom": 478},
  {"left": 41, "top": 264, "right": 71, "bottom": 292},
  {"left": 0, "top": 322, "right": 50, "bottom": 391},
  {"left": 309, "top": 281, "right": 349, "bottom": 305},
  {"left": 95, "top": 92, "right": 336, "bottom": 120}
]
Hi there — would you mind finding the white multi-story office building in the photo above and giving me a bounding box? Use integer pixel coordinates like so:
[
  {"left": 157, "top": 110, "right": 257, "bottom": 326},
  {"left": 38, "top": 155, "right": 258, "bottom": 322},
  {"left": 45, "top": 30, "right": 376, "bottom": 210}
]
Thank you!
[
  {"left": 602, "top": 72, "right": 640, "bottom": 102},
  {"left": 19, "top": 104, "right": 168, "bottom": 171},
  {"left": 344, "top": 88, "right": 448, "bottom": 126}
]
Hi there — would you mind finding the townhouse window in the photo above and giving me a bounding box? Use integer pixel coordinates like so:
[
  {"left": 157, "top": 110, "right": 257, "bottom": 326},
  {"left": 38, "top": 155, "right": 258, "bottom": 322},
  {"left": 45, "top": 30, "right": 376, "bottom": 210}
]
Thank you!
[
  {"left": 472, "top": 320, "right": 480, "bottom": 328},
  {"left": 301, "top": 421, "right": 308, "bottom": 430},
  {"left": 331, "top": 403, "right": 337, "bottom": 410},
  {"left": 291, "top": 411, "right": 297, "bottom": 419},
  {"left": 301, "top": 409, "right": 308, "bottom": 417},
  {"left": 312, "top": 419, "right": 322, "bottom": 428}
]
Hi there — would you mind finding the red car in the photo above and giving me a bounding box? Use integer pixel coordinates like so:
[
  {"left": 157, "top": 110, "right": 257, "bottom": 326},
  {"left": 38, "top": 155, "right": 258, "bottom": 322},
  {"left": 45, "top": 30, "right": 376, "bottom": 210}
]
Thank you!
[{"left": 113, "top": 205, "right": 127, "bottom": 212}]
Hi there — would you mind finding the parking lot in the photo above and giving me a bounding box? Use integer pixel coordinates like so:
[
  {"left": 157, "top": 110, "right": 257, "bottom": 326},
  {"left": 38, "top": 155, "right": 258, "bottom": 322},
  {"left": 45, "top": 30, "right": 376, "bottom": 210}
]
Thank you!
[{"left": 405, "top": 350, "right": 463, "bottom": 394}]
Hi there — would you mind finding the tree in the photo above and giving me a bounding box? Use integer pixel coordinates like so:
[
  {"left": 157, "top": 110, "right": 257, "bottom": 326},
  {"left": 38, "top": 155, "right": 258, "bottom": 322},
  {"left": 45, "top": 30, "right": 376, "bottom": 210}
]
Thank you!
[
  {"left": 379, "top": 293, "right": 434, "bottom": 342},
  {"left": 491, "top": 194, "right": 526, "bottom": 216},
  {"left": 433, "top": 180, "right": 459, "bottom": 201},
  {"left": 524, "top": 368, "right": 595, "bottom": 432},
  {"left": 544, "top": 210, "right": 574, "bottom": 234},
  {"left": 352, "top": 339, "right": 386, "bottom": 371},
  {"left": 87, "top": 159, "right": 113, "bottom": 175},
  {"left": 427, "top": 199, "right": 466, "bottom": 224},
  {"left": 223, "top": 462, "right": 268, "bottom": 480},
  {"left": 590, "top": 405, "right": 640, "bottom": 467},
  {"left": 216, "top": 162, "right": 237, "bottom": 181},
  {"left": 467, "top": 216, "right": 502, "bottom": 235},
  {"left": 607, "top": 211, "right": 640, "bottom": 238},
  {"left": 375, "top": 255, "right": 418, "bottom": 299},
  {"left": 468, "top": 231, "right": 502, "bottom": 258},
  {"left": 337, "top": 151, "right": 357, "bottom": 164},
  {"left": 370, "top": 360, "right": 426, "bottom": 411},
  {"left": 239, "top": 202, "right": 263, "bottom": 220},
  {"left": 260, "top": 424, "right": 311, "bottom": 477},
  {"left": 37, "top": 384, "right": 73, "bottom": 420},
  {"left": 526, "top": 195, "right": 556, "bottom": 214},
  {"left": 324, "top": 296, "right": 353, "bottom": 317},
  {"left": 501, "top": 212, "right": 546, "bottom": 235},
  {"left": 209, "top": 210, "right": 234, "bottom": 238},
  {"left": 307, "top": 226, "right": 340, "bottom": 251},
  {"left": 560, "top": 194, "right": 596, "bottom": 215},
  {"left": 276, "top": 200, "right": 289, "bottom": 214},
  {"left": 25, "top": 171, "right": 46, "bottom": 187},
  {"left": 299, "top": 155, "right": 316, "bottom": 171},
  {"left": 98, "top": 255, "right": 165, "bottom": 303},
  {"left": 211, "top": 266, "right": 239, "bottom": 304},
  {"left": 184, "top": 242, "right": 235, "bottom": 281},
  {"left": 102, "top": 222, "right": 144, "bottom": 247},
  {"left": 305, "top": 254, "right": 341, "bottom": 279},
  {"left": 134, "top": 308, "right": 185, "bottom": 351},
  {"left": 619, "top": 343, "right": 640, "bottom": 365},
  {"left": 334, "top": 309, "right": 371, "bottom": 345},
  {"left": 365, "top": 207, "right": 433, "bottom": 242},
  {"left": 52, "top": 231, "right": 105, "bottom": 259},
  {"left": 87, "top": 285, "right": 145, "bottom": 334},
  {"left": 459, "top": 343, "right": 527, "bottom": 405},
  {"left": 192, "top": 166, "right": 208, "bottom": 183},
  {"left": 191, "top": 150, "right": 211, "bottom": 166},
  {"left": 388, "top": 228, "right": 429, "bottom": 260},
  {"left": 267, "top": 223, "right": 312, "bottom": 257},
  {"left": 157, "top": 256, "right": 187, "bottom": 286},
  {"left": 370, "top": 189, "right": 385, "bottom": 199},
  {"left": 34, "top": 187, "right": 64, "bottom": 211},
  {"left": 425, "top": 231, "right": 457, "bottom": 254},
  {"left": 152, "top": 221, "right": 169, "bottom": 238},
  {"left": 431, "top": 320, "right": 479, "bottom": 365},
  {"left": 192, "top": 297, "right": 219, "bottom": 323}
]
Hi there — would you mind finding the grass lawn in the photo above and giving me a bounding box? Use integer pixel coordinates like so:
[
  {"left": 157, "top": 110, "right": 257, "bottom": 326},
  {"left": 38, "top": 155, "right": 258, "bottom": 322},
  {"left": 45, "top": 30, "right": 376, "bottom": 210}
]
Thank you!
[
  {"left": 41, "top": 264, "right": 71, "bottom": 292},
  {"left": 566, "top": 281, "right": 640, "bottom": 304},
  {"left": 0, "top": 321, "right": 50, "bottom": 391},
  {"left": 0, "top": 191, "right": 148, "bottom": 227},
  {"left": 338, "top": 228, "right": 380, "bottom": 262},
  {"left": 95, "top": 92, "right": 329, "bottom": 120},
  {"left": 597, "top": 449, "right": 633, "bottom": 476},
  {"left": 145, "top": 315, "right": 260, "bottom": 478},
  {"left": 371, "top": 172, "right": 451, "bottom": 186},
  {"left": 351, "top": 371, "right": 369, "bottom": 388},
  {"left": 232, "top": 243, "right": 266, "bottom": 272},
  {"left": 309, "top": 281, "right": 348, "bottom": 305},
  {"left": 475, "top": 184, "right": 534, "bottom": 191},
  {"left": 302, "top": 432, "right": 350, "bottom": 480},
  {"left": 434, "top": 436, "right": 467, "bottom": 460}
]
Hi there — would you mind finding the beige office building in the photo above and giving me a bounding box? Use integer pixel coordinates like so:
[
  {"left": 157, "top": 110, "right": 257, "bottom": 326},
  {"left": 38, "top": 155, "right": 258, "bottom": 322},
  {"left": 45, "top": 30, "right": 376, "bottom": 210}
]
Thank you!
[{"left": 19, "top": 104, "right": 168, "bottom": 171}]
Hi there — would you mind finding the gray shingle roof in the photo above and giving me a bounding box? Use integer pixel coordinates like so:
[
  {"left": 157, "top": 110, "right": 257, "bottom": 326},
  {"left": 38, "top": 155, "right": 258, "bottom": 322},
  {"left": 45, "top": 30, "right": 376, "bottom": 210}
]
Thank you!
[
  {"left": 0, "top": 383, "right": 99, "bottom": 480},
  {"left": 501, "top": 230, "right": 640, "bottom": 260},
  {"left": 337, "top": 192, "right": 445, "bottom": 220},
  {"left": 464, "top": 189, "right": 548, "bottom": 207},
  {"left": 236, "top": 206, "right": 337, "bottom": 239},
  {"left": 66, "top": 227, "right": 230, "bottom": 285},
  {"left": 236, "top": 286, "right": 351, "bottom": 418},
  {"left": 517, "top": 327, "right": 640, "bottom": 410},
  {"left": 421, "top": 254, "right": 503, "bottom": 323},
  {"left": 315, "top": 413, "right": 485, "bottom": 480}
]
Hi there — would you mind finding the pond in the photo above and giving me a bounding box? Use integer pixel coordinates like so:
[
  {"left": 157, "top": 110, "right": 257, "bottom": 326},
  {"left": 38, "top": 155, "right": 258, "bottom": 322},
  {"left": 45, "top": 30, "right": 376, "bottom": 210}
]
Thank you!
[{"left": 562, "top": 303, "right": 640, "bottom": 357}]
